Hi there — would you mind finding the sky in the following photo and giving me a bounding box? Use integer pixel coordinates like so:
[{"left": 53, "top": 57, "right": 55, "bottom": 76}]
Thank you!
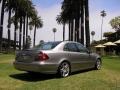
[
  {"left": 2, "top": 0, "right": 120, "bottom": 46},
  {"left": 31, "top": 0, "right": 120, "bottom": 45}
]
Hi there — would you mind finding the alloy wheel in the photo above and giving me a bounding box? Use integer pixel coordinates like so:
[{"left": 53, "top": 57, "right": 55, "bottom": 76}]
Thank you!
[{"left": 59, "top": 62, "right": 70, "bottom": 77}]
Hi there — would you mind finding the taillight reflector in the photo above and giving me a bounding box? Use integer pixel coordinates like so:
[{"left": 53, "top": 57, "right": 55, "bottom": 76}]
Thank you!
[{"left": 38, "top": 52, "right": 49, "bottom": 61}]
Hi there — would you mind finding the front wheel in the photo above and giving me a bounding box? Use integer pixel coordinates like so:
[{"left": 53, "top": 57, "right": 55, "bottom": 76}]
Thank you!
[
  {"left": 58, "top": 62, "right": 70, "bottom": 78},
  {"left": 95, "top": 59, "right": 102, "bottom": 70}
]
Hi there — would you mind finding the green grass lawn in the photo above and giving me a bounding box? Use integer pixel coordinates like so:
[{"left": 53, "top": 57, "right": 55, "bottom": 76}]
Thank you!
[{"left": 0, "top": 54, "right": 120, "bottom": 90}]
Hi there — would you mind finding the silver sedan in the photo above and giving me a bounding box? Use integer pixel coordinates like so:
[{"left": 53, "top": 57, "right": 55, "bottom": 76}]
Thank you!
[{"left": 14, "top": 41, "right": 102, "bottom": 77}]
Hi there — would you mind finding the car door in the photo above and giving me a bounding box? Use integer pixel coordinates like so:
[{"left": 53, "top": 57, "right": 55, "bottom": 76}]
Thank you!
[
  {"left": 75, "top": 43, "right": 94, "bottom": 69},
  {"left": 64, "top": 43, "right": 81, "bottom": 71}
]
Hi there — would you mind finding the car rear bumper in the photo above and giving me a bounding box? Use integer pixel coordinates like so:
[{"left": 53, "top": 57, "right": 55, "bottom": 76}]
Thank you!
[{"left": 13, "top": 61, "right": 58, "bottom": 74}]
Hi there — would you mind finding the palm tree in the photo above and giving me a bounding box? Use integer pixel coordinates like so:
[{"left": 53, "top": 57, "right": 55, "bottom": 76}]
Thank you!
[
  {"left": 5, "top": 0, "right": 14, "bottom": 51},
  {"left": 11, "top": 14, "right": 19, "bottom": 50},
  {"left": 9, "top": 0, "right": 19, "bottom": 50},
  {"left": 0, "top": 0, "right": 41, "bottom": 51},
  {"left": 100, "top": 10, "right": 106, "bottom": 40},
  {"left": 58, "top": 0, "right": 90, "bottom": 47},
  {"left": 0, "top": 0, "right": 6, "bottom": 51},
  {"left": 56, "top": 15, "right": 66, "bottom": 41},
  {"left": 57, "top": 0, "right": 74, "bottom": 41},
  {"left": 74, "top": 0, "right": 81, "bottom": 42},
  {"left": 91, "top": 31, "right": 95, "bottom": 42},
  {"left": 29, "top": 15, "right": 43, "bottom": 47},
  {"left": 13, "top": 0, "right": 26, "bottom": 50},
  {"left": 81, "top": 0, "right": 85, "bottom": 45},
  {"left": 15, "top": 0, "right": 35, "bottom": 50},
  {"left": 52, "top": 28, "right": 57, "bottom": 41},
  {"left": 21, "top": 0, "right": 34, "bottom": 50},
  {"left": 18, "top": 0, "right": 28, "bottom": 50},
  {"left": 25, "top": 0, "right": 35, "bottom": 45},
  {"left": 85, "top": 0, "right": 90, "bottom": 48}
]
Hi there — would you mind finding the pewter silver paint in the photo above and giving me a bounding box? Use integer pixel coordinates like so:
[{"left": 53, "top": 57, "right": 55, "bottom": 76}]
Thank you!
[{"left": 14, "top": 41, "right": 101, "bottom": 74}]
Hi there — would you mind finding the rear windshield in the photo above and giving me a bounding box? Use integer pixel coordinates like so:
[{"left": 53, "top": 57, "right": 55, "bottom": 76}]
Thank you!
[{"left": 32, "top": 42, "right": 61, "bottom": 50}]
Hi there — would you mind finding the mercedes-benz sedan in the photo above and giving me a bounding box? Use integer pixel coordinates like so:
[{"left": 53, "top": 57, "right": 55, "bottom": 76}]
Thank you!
[{"left": 14, "top": 41, "right": 101, "bottom": 77}]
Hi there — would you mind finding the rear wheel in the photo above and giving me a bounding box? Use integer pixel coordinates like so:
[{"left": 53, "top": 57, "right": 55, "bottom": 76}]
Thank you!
[
  {"left": 95, "top": 59, "right": 102, "bottom": 70},
  {"left": 58, "top": 62, "right": 70, "bottom": 77}
]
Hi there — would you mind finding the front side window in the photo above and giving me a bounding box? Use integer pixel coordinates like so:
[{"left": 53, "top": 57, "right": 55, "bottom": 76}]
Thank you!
[{"left": 64, "top": 43, "right": 78, "bottom": 52}]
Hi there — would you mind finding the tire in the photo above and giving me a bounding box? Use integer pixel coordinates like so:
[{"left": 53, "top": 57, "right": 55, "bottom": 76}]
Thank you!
[
  {"left": 58, "top": 62, "right": 70, "bottom": 78},
  {"left": 95, "top": 59, "right": 102, "bottom": 70}
]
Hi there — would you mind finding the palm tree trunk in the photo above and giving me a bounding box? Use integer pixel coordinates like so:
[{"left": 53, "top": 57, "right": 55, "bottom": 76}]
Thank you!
[
  {"left": 14, "top": 11, "right": 17, "bottom": 50},
  {"left": 19, "top": 17, "right": 22, "bottom": 50},
  {"left": 76, "top": 20, "right": 80, "bottom": 42},
  {"left": 76, "top": 15, "right": 80, "bottom": 42},
  {"left": 85, "top": 0, "right": 90, "bottom": 48},
  {"left": 33, "top": 25, "right": 36, "bottom": 47},
  {"left": 7, "top": 8, "right": 12, "bottom": 52},
  {"left": 81, "top": 0, "right": 84, "bottom": 45},
  {"left": 26, "top": 15, "right": 28, "bottom": 47},
  {"left": 75, "top": 1, "right": 80, "bottom": 42},
  {"left": 23, "top": 16, "right": 26, "bottom": 50},
  {"left": 71, "top": 20, "right": 74, "bottom": 41},
  {"left": 0, "top": 0, "right": 6, "bottom": 51},
  {"left": 75, "top": 20, "right": 77, "bottom": 42},
  {"left": 63, "top": 23, "right": 65, "bottom": 41},
  {"left": 68, "top": 20, "right": 71, "bottom": 41},
  {"left": 14, "top": 25, "right": 17, "bottom": 50}
]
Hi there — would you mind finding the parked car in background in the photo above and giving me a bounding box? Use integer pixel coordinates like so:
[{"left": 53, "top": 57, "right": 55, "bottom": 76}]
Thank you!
[{"left": 14, "top": 41, "right": 101, "bottom": 77}]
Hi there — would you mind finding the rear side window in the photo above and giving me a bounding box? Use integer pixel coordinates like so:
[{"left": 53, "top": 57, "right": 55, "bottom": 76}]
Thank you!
[
  {"left": 32, "top": 42, "right": 61, "bottom": 50},
  {"left": 41, "top": 44, "right": 53, "bottom": 50},
  {"left": 75, "top": 43, "right": 88, "bottom": 53},
  {"left": 64, "top": 43, "right": 78, "bottom": 52}
]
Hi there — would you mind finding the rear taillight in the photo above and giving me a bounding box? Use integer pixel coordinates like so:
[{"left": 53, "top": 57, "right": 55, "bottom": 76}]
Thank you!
[{"left": 38, "top": 52, "right": 49, "bottom": 61}]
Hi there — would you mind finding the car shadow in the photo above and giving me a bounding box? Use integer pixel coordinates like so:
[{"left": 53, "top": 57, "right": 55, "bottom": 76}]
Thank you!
[
  {"left": 10, "top": 69, "right": 95, "bottom": 82},
  {"left": 71, "top": 68, "right": 95, "bottom": 76},
  {"left": 10, "top": 72, "right": 57, "bottom": 82}
]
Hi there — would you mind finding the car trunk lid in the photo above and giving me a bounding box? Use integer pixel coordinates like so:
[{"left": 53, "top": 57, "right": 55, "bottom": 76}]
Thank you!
[{"left": 15, "top": 49, "right": 39, "bottom": 63}]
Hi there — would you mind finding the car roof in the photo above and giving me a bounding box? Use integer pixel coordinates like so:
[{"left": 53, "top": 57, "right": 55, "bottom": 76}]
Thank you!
[
  {"left": 52, "top": 41, "right": 84, "bottom": 51},
  {"left": 46, "top": 41, "right": 83, "bottom": 46}
]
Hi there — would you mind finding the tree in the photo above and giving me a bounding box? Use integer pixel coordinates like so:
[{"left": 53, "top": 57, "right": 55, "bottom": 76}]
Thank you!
[
  {"left": 100, "top": 10, "right": 106, "bottom": 40},
  {"left": 81, "top": 0, "right": 85, "bottom": 45},
  {"left": 91, "top": 31, "right": 95, "bottom": 42},
  {"left": 0, "top": 0, "right": 42, "bottom": 51},
  {"left": 29, "top": 15, "right": 43, "bottom": 47},
  {"left": 10, "top": 12, "right": 19, "bottom": 50},
  {"left": 20, "top": 0, "right": 34, "bottom": 50},
  {"left": 56, "top": 15, "right": 66, "bottom": 41},
  {"left": 25, "top": 0, "right": 35, "bottom": 48},
  {"left": 52, "top": 28, "right": 57, "bottom": 41},
  {"left": 25, "top": 35, "right": 31, "bottom": 49},
  {"left": 0, "top": 0, "right": 7, "bottom": 51},
  {"left": 103, "top": 32, "right": 113, "bottom": 38},
  {"left": 57, "top": 0, "right": 90, "bottom": 47},
  {"left": 5, "top": 0, "right": 15, "bottom": 51},
  {"left": 58, "top": 0, "right": 74, "bottom": 41},
  {"left": 85, "top": 0, "right": 90, "bottom": 48},
  {"left": 13, "top": 0, "right": 36, "bottom": 50},
  {"left": 110, "top": 16, "right": 120, "bottom": 32}
]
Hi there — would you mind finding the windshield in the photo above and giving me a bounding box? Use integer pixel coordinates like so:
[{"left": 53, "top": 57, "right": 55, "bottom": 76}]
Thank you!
[{"left": 32, "top": 42, "right": 61, "bottom": 50}]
